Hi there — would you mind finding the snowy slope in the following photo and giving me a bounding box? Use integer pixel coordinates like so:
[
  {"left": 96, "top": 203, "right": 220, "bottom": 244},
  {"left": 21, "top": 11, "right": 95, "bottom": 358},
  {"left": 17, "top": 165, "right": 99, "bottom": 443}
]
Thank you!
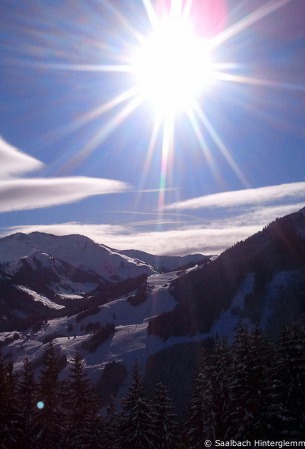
[
  {"left": 118, "top": 248, "right": 210, "bottom": 272},
  {"left": 1, "top": 271, "right": 181, "bottom": 386},
  {"left": 4, "top": 251, "right": 100, "bottom": 296},
  {"left": 16, "top": 286, "right": 64, "bottom": 310}
]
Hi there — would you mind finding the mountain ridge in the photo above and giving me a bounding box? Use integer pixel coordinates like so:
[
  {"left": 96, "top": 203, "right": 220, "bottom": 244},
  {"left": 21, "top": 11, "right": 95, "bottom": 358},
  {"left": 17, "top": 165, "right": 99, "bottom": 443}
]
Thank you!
[{"left": 1, "top": 206, "right": 305, "bottom": 415}]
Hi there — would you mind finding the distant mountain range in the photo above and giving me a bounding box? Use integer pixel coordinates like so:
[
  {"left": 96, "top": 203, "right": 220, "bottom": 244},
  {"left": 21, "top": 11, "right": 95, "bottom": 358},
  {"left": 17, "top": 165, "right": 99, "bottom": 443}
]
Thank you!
[
  {"left": 0, "top": 232, "right": 209, "bottom": 331},
  {"left": 1, "top": 206, "right": 305, "bottom": 414}
]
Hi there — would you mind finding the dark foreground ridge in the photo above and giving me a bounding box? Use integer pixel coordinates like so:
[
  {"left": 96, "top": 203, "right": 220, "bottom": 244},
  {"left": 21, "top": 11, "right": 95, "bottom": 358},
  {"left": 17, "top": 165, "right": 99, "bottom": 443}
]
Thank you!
[{"left": 1, "top": 322, "right": 305, "bottom": 448}]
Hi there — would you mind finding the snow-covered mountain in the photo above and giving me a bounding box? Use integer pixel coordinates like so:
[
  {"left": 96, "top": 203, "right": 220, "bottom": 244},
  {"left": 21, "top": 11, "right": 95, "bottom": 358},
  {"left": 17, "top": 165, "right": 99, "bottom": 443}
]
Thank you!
[
  {"left": 0, "top": 231, "right": 209, "bottom": 331},
  {"left": 0, "top": 232, "right": 156, "bottom": 282},
  {"left": 118, "top": 248, "right": 210, "bottom": 272},
  {"left": 1, "top": 206, "right": 305, "bottom": 414}
]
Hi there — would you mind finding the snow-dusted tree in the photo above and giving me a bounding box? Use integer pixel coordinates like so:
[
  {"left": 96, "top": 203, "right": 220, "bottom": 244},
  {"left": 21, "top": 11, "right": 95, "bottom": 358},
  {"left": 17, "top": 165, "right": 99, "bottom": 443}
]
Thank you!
[
  {"left": 118, "top": 362, "right": 154, "bottom": 449},
  {"left": 184, "top": 349, "right": 216, "bottom": 448},
  {"left": 0, "top": 351, "right": 22, "bottom": 449},
  {"left": 228, "top": 325, "right": 284, "bottom": 439},
  {"left": 17, "top": 357, "right": 37, "bottom": 449},
  {"left": 246, "top": 327, "right": 282, "bottom": 438},
  {"left": 63, "top": 352, "right": 101, "bottom": 449},
  {"left": 226, "top": 325, "right": 252, "bottom": 438},
  {"left": 277, "top": 323, "right": 305, "bottom": 437},
  {"left": 102, "top": 396, "right": 120, "bottom": 448},
  {"left": 32, "top": 342, "right": 64, "bottom": 449},
  {"left": 151, "top": 382, "right": 181, "bottom": 449},
  {"left": 211, "top": 337, "right": 233, "bottom": 439}
]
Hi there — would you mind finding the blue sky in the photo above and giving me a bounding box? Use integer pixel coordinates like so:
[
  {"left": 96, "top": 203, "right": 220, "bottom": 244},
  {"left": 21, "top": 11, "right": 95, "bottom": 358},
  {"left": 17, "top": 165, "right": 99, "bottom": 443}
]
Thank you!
[{"left": 1, "top": 0, "right": 305, "bottom": 255}]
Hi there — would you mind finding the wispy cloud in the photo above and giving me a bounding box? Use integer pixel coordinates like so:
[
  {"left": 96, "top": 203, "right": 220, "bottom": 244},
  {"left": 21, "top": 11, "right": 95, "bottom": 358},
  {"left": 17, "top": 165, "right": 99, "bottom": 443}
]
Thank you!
[
  {"left": 3, "top": 196, "right": 304, "bottom": 255},
  {"left": 0, "top": 137, "right": 130, "bottom": 212},
  {"left": 2, "top": 222, "right": 260, "bottom": 255},
  {"left": 1, "top": 221, "right": 253, "bottom": 255},
  {"left": 0, "top": 177, "right": 130, "bottom": 212},
  {"left": 0, "top": 136, "right": 44, "bottom": 178},
  {"left": 164, "top": 182, "right": 305, "bottom": 211},
  {"left": 3, "top": 201, "right": 303, "bottom": 256},
  {"left": 1, "top": 143, "right": 304, "bottom": 255}
]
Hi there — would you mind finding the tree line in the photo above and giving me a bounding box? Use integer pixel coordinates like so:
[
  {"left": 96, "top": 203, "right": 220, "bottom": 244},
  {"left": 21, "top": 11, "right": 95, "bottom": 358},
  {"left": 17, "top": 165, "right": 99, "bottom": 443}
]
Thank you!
[{"left": 1, "top": 322, "right": 305, "bottom": 448}]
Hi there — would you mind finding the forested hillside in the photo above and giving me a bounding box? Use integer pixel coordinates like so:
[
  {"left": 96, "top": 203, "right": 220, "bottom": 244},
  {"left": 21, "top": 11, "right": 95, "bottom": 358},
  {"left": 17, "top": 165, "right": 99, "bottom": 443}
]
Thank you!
[
  {"left": 148, "top": 210, "right": 305, "bottom": 340},
  {"left": 1, "top": 322, "right": 305, "bottom": 448}
]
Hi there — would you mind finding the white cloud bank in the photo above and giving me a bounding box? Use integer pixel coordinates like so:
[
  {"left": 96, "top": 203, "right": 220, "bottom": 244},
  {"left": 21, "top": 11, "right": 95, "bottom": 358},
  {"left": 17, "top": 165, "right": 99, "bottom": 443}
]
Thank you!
[
  {"left": 0, "top": 177, "right": 130, "bottom": 212},
  {"left": 0, "top": 137, "right": 130, "bottom": 212},
  {"left": 0, "top": 136, "right": 44, "bottom": 178},
  {"left": 1, "top": 136, "right": 304, "bottom": 255},
  {"left": 164, "top": 182, "right": 305, "bottom": 211},
  {"left": 2, "top": 200, "right": 303, "bottom": 256}
]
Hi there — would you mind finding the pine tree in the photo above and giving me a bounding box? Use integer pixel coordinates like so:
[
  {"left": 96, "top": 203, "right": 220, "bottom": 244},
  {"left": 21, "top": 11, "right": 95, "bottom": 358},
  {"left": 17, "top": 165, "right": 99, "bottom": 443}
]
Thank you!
[
  {"left": 277, "top": 323, "right": 305, "bottom": 437},
  {"left": 102, "top": 396, "right": 120, "bottom": 448},
  {"left": 227, "top": 325, "right": 252, "bottom": 438},
  {"left": 246, "top": 327, "right": 281, "bottom": 438},
  {"left": 211, "top": 337, "right": 232, "bottom": 439},
  {"left": 32, "top": 342, "right": 64, "bottom": 449},
  {"left": 63, "top": 352, "right": 101, "bottom": 449},
  {"left": 151, "top": 382, "right": 181, "bottom": 449},
  {"left": 118, "top": 362, "right": 154, "bottom": 449},
  {"left": 17, "top": 357, "right": 37, "bottom": 449},
  {"left": 0, "top": 350, "right": 22, "bottom": 449},
  {"left": 228, "top": 325, "right": 285, "bottom": 439},
  {"left": 184, "top": 349, "right": 216, "bottom": 448}
]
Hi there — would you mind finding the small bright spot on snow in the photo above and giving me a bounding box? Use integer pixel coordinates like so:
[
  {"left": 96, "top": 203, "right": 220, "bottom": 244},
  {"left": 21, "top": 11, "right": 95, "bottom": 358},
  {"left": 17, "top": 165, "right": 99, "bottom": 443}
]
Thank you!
[{"left": 37, "top": 401, "right": 45, "bottom": 410}]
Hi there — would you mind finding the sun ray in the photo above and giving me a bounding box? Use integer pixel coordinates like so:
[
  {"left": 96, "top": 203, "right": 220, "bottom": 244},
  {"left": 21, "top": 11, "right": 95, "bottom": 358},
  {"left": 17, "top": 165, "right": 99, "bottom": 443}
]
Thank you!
[
  {"left": 41, "top": 87, "right": 139, "bottom": 150},
  {"left": 158, "top": 113, "right": 175, "bottom": 211},
  {"left": 99, "top": 0, "right": 145, "bottom": 45},
  {"left": 142, "top": 0, "right": 160, "bottom": 31},
  {"left": 194, "top": 105, "right": 250, "bottom": 188},
  {"left": 63, "top": 95, "right": 143, "bottom": 171},
  {"left": 137, "top": 118, "right": 162, "bottom": 195},
  {"left": 215, "top": 73, "right": 305, "bottom": 92},
  {"left": 210, "top": 0, "right": 292, "bottom": 49},
  {"left": 186, "top": 108, "right": 220, "bottom": 181},
  {"left": 13, "top": 60, "right": 133, "bottom": 73}
]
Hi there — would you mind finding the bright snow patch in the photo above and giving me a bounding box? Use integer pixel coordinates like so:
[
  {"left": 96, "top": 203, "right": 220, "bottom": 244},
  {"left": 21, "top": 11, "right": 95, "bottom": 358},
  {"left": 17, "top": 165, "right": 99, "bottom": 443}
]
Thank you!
[{"left": 16, "top": 285, "right": 64, "bottom": 310}]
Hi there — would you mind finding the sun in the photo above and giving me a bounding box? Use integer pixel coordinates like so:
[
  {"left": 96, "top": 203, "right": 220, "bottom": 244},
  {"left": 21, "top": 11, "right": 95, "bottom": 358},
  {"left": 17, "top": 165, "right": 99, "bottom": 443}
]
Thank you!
[{"left": 132, "top": 15, "right": 215, "bottom": 119}]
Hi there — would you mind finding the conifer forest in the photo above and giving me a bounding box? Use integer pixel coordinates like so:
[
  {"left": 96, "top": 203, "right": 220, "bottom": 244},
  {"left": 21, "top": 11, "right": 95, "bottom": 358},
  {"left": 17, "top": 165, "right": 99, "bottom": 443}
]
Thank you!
[{"left": 1, "top": 323, "right": 305, "bottom": 448}]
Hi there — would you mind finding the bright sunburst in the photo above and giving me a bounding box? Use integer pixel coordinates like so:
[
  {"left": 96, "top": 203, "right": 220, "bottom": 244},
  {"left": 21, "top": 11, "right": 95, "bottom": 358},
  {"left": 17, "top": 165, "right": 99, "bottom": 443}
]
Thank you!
[
  {"left": 38, "top": 0, "right": 292, "bottom": 205},
  {"left": 132, "top": 17, "right": 214, "bottom": 118}
]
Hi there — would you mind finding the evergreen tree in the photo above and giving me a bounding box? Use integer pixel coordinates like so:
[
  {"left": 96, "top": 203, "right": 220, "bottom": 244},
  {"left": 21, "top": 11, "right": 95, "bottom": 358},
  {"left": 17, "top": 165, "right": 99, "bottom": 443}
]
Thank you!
[
  {"left": 32, "top": 342, "right": 64, "bottom": 449},
  {"left": 151, "top": 382, "right": 181, "bottom": 449},
  {"left": 277, "top": 323, "right": 305, "bottom": 437},
  {"left": 118, "top": 362, "right": 154, "bottom": 449},
  {"left": 245, "top": 327, "right": 281, "bottom": 438},
  {"left": 184, "top": 349, "right": 216, "bottom": 448},
  {"left": 63, "top": 352, "right": 101, "bottom": 449},
  {"left": 0, "top": 350, "right": 22, "bottom": 449},
  {"left": 227, "top": 325, "right": 252, "bottom": 438},
  {"left": 211, "top": 337, "right": 232, "bottom": 439},
  {"left": 228, "top": 325, "right": 286, "bottom": 439},
  {"left": 102, "top": 396, "right": 120, "bottom": 448},
  {"left": 18, "top": 357, "right": 37, "bottom": 449}
]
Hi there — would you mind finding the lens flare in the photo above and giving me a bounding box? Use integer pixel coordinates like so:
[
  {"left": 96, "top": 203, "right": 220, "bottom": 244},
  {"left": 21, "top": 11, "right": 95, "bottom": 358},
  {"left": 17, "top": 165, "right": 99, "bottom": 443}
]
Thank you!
[{"left": 37, "top": 401, "right": 45, "bottom": 410}]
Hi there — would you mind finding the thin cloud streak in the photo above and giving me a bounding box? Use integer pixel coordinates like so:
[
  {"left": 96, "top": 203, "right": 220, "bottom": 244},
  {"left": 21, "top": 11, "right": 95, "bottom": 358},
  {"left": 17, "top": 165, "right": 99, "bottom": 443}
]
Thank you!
[
  {"left": 1, "top": 221, "right": 258, "bottom": 255},
  {"left": 0, "top": 177, "right": 130, "bottom": 212},
  {"left": 0, "top": 137, "right": 130, "bottom": 212},
  {"left": 165, "top": 182, "right": 305, "bottom": 211},
  {"left": 0, "top": 136, "right": 44, "bottom": 179},
  {"left": 2, "top": 201, "right": 303, "bottom": 256}
]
